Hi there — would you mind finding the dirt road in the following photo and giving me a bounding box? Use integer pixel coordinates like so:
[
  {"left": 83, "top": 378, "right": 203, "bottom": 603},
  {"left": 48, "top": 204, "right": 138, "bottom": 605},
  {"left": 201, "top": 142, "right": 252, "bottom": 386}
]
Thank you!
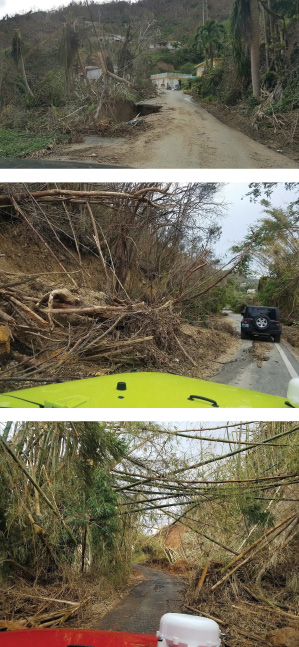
[
  {"left": 97, "top": 565, "right": 183, "bottom": 633},
  {"left": 50, "top": 91, "right": 298, "bottom": 169},
  {"left": 211, "top": 312, "right": 299, "bottom": 397}
]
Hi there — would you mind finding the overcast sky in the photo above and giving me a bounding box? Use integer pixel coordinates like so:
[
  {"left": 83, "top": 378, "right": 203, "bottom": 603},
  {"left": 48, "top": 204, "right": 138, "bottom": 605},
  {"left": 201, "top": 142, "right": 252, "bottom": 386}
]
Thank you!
[
  {"left": 0, "top": 0, "right": 136, "bottom": 19},
  {"left": 215, "top": 182, "right": 296, "bottom": 259}
]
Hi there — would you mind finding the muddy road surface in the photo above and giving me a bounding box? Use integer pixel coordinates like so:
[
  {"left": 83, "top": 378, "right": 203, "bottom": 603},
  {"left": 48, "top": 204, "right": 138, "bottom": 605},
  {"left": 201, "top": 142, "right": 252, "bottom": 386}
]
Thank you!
[
  {"left": 97, "top": 565, "right": 183, "bottom": 633},
  {"left": 46, "top": 91, "right": 298, "bottom": 169},
  {"left": 211, "top": 312, "right": 299, "bottom": 397}
]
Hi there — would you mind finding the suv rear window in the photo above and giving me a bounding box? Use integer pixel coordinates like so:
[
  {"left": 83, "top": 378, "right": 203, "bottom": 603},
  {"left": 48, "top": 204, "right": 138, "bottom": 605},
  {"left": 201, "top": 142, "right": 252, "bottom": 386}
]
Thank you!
[{"left": 246, "top": 307, "right": 278, "bottom": 320}]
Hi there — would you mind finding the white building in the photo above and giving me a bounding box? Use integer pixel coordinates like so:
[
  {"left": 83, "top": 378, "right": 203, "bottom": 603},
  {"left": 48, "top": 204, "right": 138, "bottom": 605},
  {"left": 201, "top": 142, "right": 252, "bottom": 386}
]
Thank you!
[{"left": 151, "top": 72, "right": 195, "bottom": 89}]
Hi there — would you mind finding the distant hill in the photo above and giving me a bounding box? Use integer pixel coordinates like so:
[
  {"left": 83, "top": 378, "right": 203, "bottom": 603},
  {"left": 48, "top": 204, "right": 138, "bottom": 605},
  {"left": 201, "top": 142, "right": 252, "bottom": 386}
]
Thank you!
[{"left": 0, "top": 0, "right": 233, "bottom": 49}]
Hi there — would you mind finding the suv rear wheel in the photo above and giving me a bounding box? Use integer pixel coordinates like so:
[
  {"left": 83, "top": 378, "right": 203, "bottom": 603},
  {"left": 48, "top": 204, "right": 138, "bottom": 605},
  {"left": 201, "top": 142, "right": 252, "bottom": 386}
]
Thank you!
[{"left": 254, "top": 314, "right": 270, "bottom": 331}]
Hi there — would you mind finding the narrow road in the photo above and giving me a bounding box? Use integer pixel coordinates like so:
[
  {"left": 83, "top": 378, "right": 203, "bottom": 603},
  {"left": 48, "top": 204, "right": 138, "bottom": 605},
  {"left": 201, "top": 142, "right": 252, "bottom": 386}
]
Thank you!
[
  {"left": 44, "top": 91, "right": 299, "bottom": 169},
  {"left": 211, "top": 312, "right": 299, "bottom": 398},
  {"left": 97, "top": 565, "right": 183, "bottom": 634},
  {"left": 47, "top": 91, "right": 298, "bottom": 169}
]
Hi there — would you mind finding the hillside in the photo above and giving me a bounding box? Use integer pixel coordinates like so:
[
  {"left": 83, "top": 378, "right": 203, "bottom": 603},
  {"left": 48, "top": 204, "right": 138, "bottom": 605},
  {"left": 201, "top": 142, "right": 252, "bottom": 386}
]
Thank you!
[{"left": 0, "top": 0, "right": 232, "bottom": 47}]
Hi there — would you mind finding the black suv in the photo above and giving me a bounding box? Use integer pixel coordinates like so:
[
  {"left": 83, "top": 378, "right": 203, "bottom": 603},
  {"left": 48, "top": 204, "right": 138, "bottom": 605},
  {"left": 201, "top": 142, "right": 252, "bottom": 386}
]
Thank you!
[{"left": 241, "top": 306, "right": 282, "bottom": 342}]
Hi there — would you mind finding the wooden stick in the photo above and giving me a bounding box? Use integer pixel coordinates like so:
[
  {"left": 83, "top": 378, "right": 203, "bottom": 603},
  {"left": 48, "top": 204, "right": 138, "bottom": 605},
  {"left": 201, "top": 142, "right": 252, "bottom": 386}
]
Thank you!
[
  {"left": 7, "top": 295, "right": 51, "bottom": 327},
  {"left": 0, "top": 187, "right": 169, "bottom": 205},
  {"left": 0, "top": 308, "right": 15, "bottom": 324},
  {"left": 10, "top": 197, "right": 77, "bottom": 286},
  {"left": 212, "top": 515, "right": 296, "bottom": 590},
  {"left": 220, "top": 513, "right": 297, "bottom": 575},
  {"left": 86, "top": 201, "right": 110, "bottom": 285},
  {"left": 183, "top": 605, "right": 226, "bottom": 626},
  {"left": 197, "top": 561, "right": 211, "bottom": 592},
  {"left": 174, "top": 334, "right": 197, "bottom": 366}
]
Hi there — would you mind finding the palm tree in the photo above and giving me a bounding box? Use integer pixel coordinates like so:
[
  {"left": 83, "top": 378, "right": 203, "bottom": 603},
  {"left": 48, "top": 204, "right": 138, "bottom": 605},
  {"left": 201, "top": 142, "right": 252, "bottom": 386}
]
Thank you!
[
  {"left": 231, "top": 0, "right": 261, "bottom": 100},
  {"left": 11, "top": 29, "right": 34, "bottom": 97},
  {"left": 58, "top": 21, "right": 81, "bottom": 85},
  {"left": 195, "top": 19, "right": 225, "bottom": 70}
]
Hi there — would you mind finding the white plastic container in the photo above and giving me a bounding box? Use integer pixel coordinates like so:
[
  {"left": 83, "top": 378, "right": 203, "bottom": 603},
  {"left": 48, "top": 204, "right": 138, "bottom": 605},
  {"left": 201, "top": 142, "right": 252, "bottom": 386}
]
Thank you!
[{"left": 156, "top": 613, "right": 221, "bottom": 647}]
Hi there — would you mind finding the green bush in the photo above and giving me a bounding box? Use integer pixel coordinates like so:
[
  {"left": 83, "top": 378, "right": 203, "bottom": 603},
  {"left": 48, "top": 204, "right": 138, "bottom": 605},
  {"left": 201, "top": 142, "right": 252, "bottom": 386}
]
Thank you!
[{"left": 26, "top": 69, "right": 67, "bottom": 107}]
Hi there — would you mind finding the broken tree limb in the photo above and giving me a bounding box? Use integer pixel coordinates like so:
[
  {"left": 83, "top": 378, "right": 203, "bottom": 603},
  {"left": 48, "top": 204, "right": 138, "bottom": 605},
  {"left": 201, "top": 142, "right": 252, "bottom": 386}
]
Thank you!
[
  {"left": 41, "top": 305, "right": 126, "bottom": 316},
  {"left": 241, "top": 588, "right": 299, "bottom": 622},
  {"left": 174, "top": 334, "right": 197, "bottom": 366},
  {"left": 197, "top": 561, "right": 211, "bottom": 592},
  {"left": 220, "top": 513, "right": 297, "bottom": 575},
  {"left": 183, "top": 605, "right": 226, "bottom": 626},
  {"left": 175, "top": 257, "right": 209, "bottom": 300},
  {"left": 86, "top": 201, "right": 111, "bottom": 287},
  {"left": 0, "top": 308, "right": 16, "bottom": 324},
  {"left": 7, "top": 295, "right": 51, "bottom": 327},
  {"left": 211, "top": 515, "right": 297, "bottom": 591},
  {"left": 10, "top": 197, "right": 78, "bottom": 286},
  {"left": 0, "top": 187, "right": 170, "bottom": 205},
  {"left": 177, "top": 232, "right": 257, "bottom": 304}
]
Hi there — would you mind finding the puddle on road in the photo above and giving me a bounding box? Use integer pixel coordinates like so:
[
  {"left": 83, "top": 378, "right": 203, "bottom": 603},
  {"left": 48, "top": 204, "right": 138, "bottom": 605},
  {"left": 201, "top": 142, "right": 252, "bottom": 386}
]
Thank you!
[{"left": 68, "top": 135, "right": 127, "bottom": 151}]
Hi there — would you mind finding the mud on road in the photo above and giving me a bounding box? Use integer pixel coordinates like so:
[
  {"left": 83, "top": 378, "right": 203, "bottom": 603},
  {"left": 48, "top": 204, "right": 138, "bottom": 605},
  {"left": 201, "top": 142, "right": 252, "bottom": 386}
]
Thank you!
[
  {"left": 211, "top": 312, "right": 299, "bottom": 398},
  {"left": 47, "top": 91, "right": 298, "bottom": 169},
  {"left": 97, "top": 565, "right": 183, "bottom": 634}
]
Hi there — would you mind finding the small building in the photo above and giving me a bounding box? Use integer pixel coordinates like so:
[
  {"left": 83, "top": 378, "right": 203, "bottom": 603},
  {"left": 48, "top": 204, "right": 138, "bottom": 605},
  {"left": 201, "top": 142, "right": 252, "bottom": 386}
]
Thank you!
[
  {"left": 195, "top": 58, "right": 222, "bottom": 77},
  {"left": 247, "top": 289, "right": 256, "bottom": 295},
  {"left": 149, "top": 41, "right": 182, "bottom": 50},
  {"left": 84, "top": 66, "right": 103, "bottom": 80},
  {"left": 99, "top": 34, "right": 125, "bottom": 43},
  {"left": 151, "top": 72, "right": 195, "bottom": 90}
]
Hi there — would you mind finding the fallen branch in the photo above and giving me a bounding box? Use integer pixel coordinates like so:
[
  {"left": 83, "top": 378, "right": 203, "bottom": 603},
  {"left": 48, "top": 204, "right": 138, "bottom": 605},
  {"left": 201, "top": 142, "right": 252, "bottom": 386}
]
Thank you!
[
  {"left": 10, "top": 197, "right": 78, "bottom": 287},
  {"left": 212, "top": 514, "right": 297, "bottom": 590},
  {"left": 6, "top": 295, "right": 51, "bottom": 328},
  {"left": 177, "top": 231, "right": 256, "bottom": 304},
  {"left": 197, "top": 560, "right": 211, "bottom": 592},
  {"left": 183, "top": 605, "right": 226, "bottom": 626},
  {"left": 174, "top": 334, "right": 197, "bottom": 366},
  {"left": 0, "top": 308, "right": 15, "bottom": 324}
]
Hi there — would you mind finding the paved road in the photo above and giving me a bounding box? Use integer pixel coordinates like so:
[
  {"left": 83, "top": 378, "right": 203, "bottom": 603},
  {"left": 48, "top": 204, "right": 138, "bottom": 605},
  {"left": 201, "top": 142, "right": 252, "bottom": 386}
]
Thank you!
[
  {"left": 97, "top": 565, "right": 183, "bottom": 634},
  {"left": 211, "top": 312, "right": 299, "bottom": 398}
]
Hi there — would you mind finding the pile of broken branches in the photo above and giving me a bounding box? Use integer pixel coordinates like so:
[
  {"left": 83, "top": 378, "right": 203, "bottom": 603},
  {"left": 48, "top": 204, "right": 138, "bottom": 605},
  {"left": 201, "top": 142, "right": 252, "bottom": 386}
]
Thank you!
[
  {"left": 185, "top": 514, "right": 299, "bottom": 647},
  {"left": 0, "top": 581, "right": 91, "bottom": 631},
  {"left": 0, "top": 276, "right": 184, "bottom": 387}
]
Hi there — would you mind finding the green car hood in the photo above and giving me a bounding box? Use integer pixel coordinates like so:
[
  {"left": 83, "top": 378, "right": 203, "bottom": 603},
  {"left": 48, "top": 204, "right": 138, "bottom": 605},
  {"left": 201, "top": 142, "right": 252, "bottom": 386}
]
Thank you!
[{"left": 0, "top": 372, "right": 293, "bottom": 408}]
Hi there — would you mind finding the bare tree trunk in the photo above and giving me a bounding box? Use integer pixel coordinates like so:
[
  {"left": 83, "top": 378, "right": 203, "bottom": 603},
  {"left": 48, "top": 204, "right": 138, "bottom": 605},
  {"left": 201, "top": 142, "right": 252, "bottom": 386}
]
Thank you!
[
  {"left": 78, "top": 50, "right": 97, "bottom": 96},
  {"left": 268, "top": 0, "right": 274, "bottom": 38},
  {"left": 20, "top": 52, "right": 34, "bottom": 97},
  {"left": 250, "top": 0, "right": 260, "bottom": 100},
  {"left": 263, "top": 7, "right": 269, "bottom": 72}
]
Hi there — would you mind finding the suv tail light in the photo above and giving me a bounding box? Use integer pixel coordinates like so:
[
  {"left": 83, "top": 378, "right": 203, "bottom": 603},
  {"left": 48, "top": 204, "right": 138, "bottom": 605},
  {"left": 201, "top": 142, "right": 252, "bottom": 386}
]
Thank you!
[
  {"left": 276, "top": 321, "right": 280, "bottom": 326},
  {"left": 243, "top": 318, "right": 248, "bottom": 323}
]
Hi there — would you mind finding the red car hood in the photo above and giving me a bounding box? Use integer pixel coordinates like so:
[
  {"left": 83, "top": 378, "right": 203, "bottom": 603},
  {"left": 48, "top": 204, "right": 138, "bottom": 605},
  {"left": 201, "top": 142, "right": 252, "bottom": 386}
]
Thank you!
[{"left": 0, "top": 628, "right": 157, "bottom": 647}]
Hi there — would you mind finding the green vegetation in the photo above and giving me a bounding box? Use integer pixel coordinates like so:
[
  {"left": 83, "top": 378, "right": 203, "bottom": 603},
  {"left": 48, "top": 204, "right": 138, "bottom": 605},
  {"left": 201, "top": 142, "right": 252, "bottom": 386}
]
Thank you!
[
  {"left": 231, "top": 189, "right": 299, "bottom": 318},
  {"left": 0, "top": 129, "right": 65, "bottom": 157},
  {"left": 1, "top": 420, "right": 298, "bottom": 633}
]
